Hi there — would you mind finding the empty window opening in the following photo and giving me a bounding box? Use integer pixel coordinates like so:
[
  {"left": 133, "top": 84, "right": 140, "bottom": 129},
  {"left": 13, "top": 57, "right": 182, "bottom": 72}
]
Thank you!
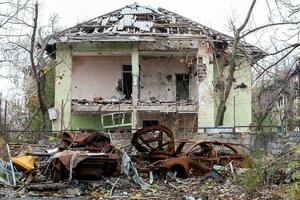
[
  {"left": 123, "top": 65, "right": 132, "bottom": 100},
  {"left": 142, "top": 120, "right": 159, "bottom": 128},
  {"left": 176, "top": 74, "right": 189, "bottom": 100}
]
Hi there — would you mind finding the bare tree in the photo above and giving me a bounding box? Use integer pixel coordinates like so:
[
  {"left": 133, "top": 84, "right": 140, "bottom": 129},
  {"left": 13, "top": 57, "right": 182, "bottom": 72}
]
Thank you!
[
  {"left": 215, "top": 0, "right": 257, "bottom": 126},
  {"left": 0, "top": 0, "right": 29, "bottom": 29},
  {"left": 26, "top": 2, "right": 58, "bottom": 130},
  {"left": 214, "top": 0, "right": 300, "bottom": 126},
  {"left": 0, "top": 1, "right": 58, "bottom": 130}
]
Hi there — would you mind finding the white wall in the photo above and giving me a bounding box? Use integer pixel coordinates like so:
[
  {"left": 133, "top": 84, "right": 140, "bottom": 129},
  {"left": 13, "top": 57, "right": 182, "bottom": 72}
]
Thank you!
[
  {"left": 72, "top": 56, "right": 130, "bottom": 100},
  {"left": 71, "top": 55, "right": 198, "bottom": 102},
  {"left": 140, "top": 57, "right": 197, "bottom": 102}
]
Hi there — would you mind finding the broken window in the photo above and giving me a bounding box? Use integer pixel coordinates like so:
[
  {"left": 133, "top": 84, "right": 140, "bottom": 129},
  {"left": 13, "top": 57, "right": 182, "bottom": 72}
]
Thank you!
[
  {"left": 176, "top": 74, "right": 189, "bottom": 100},
  {"left": 142, "top": 120, "right": 159, "bottom": 128},
  {"left": 101, "top": 112, "right": 132, "bottom": 129},
  {"left": 123, "top": 65, "right": 132, "bottom": 100}
]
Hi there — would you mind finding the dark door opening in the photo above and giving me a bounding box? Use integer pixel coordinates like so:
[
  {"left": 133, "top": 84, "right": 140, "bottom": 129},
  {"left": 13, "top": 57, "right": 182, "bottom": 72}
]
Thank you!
[
  {"left": 123, "top": 65, "right": 132, "bottom": 100},
  {"left": 176, "top": 74, "right": 189, "bottom": 100},
  {"left": 142, "top": 120, "right": 159, "bottom": 128}
]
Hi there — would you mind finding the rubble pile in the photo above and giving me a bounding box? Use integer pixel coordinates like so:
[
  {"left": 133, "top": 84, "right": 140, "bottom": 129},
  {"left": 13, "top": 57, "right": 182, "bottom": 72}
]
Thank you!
[{"left": 0, "top": 125, "right": 297, "bottom": 199}]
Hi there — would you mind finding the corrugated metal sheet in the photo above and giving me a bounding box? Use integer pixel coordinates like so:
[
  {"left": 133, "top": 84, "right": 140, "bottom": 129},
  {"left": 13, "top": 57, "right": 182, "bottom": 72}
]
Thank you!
[
  {"left": 115, "top": 15, "right": 136, "bottom": 31},
  {"left": 171, "top": 16, "right": 176, "bottom": 23},
  {"left": 120, "top": 5, "right": 153, "bottom": 15},
  {"left": 123, "top": 15, "right": 136, "bottom": 26},
  {"left": 101, "top": 17, "right": 108, "bottom": 26},
  {"left": 134, "top": 21, "right": 154, "bottom": 32},
  {"left": 109, "top": 16, "right": 118, "bottom": 22}
]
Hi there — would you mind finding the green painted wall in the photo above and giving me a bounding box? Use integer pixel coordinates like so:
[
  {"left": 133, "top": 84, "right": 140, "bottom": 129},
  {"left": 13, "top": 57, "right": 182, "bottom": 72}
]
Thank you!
[
  {"left": 54, "top": 42, "right": 137, "bottom": 131},
  {"left": 71, "top": 114, "right": 101, "bottom": 130},
  {"left": 72, "top": 42, "right": 133, "bottom": 53},
  {"left": 53, "top": 44, "right": 72, "bottom": 131},
  {"left": 198, "top": 54, "right": 252, "bottom": 128},
  {"left": 223, "top": 60, "right": 252, "bottom": 127}
]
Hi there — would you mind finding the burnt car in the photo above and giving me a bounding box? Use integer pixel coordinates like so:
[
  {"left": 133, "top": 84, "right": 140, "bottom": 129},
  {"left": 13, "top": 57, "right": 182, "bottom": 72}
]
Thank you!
[
  {"left": 131, "top": 125, "right": 252, "bottom": 177},
  {"left": 51, "top": 130, "right": 120, "bottom": 182},
  {"left": 131, "top": 125, "right": 176, "bottom": 172}
]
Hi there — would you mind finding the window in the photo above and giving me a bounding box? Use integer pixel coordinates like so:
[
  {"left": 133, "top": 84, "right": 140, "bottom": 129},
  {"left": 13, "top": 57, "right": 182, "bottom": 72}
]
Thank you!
[
  {"left": 101, "top": 112, "right": 132, "bottom": 129},
  {"left": 176, "top": 74, "right": 189, "bottom": 100},
  {"left": 123, "top": 65, "right": 132, "bottom": 100}
]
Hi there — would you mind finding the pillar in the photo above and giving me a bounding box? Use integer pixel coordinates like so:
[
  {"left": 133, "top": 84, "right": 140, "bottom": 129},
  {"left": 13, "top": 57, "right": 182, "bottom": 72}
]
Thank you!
[
  {"left": 197, "top": 41, "right": 215, "bottom": 128},
  {"left": 53, "top": 45, "right": 72, "bottom": 131},
  {"left": 131, "top": 45, "right": 139, "bottom": 130}
]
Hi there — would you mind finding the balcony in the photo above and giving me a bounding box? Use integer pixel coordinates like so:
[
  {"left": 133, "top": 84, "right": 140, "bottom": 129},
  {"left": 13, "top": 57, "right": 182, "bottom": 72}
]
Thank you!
[
  {"left": 71, "top": 99, "right": 133, "bottom": 113},
  {"left": 137, "top": 100, "right": 198, "bottom": 113}
]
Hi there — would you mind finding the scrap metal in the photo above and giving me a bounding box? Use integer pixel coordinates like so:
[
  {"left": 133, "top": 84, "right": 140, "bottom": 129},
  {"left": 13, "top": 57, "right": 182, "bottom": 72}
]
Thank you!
[
  {"left": 131, "top": 125, "right": 252, "bottom": 177},
  {"left": 52, "top": 130, "right": 121, "bottom": 182},
  {"left": 59, "top": 130, "right": 114, "bottom": 152},
  {"left": 131, "top": 124, "right": 175, "bottom": 156}
]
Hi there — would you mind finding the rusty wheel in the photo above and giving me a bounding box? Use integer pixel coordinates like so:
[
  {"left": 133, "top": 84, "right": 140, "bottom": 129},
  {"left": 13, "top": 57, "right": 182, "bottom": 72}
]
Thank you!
[{"left": 132, "top": 125, "right": 175, "bottom": 155}]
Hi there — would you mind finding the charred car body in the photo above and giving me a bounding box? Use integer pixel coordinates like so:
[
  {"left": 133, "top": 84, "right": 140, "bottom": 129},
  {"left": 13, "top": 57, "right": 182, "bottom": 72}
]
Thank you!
[
  {"left": 131, "top": 125, "right": 252, "bottom": 177},
  {"left": 50, "top": 125, "right": 251, "bottom": 182},
  {"left": 52, "top": 130, "right": 120, "bottom": 182}
]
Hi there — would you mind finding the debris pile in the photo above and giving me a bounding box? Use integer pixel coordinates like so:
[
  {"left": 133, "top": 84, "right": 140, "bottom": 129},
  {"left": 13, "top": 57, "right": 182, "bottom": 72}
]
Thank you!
[{"left": 0, "top": 125, "right": 262, "bottom": 199}]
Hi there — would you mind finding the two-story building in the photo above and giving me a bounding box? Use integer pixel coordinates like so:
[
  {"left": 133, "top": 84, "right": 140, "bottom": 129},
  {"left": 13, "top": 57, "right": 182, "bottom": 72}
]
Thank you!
[{"left": 48, "top": 3, "right": 262, "bottom": 135}]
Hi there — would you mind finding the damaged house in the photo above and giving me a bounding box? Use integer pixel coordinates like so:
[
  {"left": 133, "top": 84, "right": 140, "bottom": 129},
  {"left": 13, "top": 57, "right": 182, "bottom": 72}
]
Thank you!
[{"left": 49, "top": 3, "right": 262, "bottom": 135}]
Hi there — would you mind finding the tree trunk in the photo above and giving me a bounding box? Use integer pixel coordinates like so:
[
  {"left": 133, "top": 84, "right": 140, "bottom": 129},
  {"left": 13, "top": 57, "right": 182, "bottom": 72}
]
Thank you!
[
  {"left": 30, "top": 3, "right": 48, "bottom": 131},
  {"left": 215, "top": 100, "right": 226, "bottom": 126},
  {"left": 215, "top": 59, "right": 236, "bottom": 126},
  {"left": 39, "top": 75, "right": 47, "bottom": 130},
  {"left": 255, "top": 119, "right": 263, "bottom": 131},
  {"left": 215, "top": 0, "right": 257, "bottom": 126},
  {"left": 40, "top": 108, "right": 47, "bottom": 130}
]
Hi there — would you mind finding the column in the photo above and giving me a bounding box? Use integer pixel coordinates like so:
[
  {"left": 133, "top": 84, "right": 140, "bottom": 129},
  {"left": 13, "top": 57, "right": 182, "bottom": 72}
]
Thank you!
[
  {"left": 131, "top": 45, "right": 139, "bottom": 130},
  {"left": 197, "top": 41, "right": 215, "bottom": 128}
]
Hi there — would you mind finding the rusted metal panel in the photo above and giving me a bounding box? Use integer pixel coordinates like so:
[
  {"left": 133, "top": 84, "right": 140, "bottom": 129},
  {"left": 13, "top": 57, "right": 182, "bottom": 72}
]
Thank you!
[
  {"left": 72, "top": 153, "right": 119, "bottom": 180},
  {"left": 59, "top": 130, "right": 112, "bottom": 152},
  {"left": 52, "top": 151, "right": 119, "bottom": 182}
]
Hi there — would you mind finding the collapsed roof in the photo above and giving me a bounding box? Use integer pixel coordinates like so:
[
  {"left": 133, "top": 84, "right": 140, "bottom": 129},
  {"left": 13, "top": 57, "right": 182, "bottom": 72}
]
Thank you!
[
  {"left": 52, "top": 3, "right": 264, "bottom": 58},
  {"left": 53, "top": 3, "right": 233, "bottom": 42}
]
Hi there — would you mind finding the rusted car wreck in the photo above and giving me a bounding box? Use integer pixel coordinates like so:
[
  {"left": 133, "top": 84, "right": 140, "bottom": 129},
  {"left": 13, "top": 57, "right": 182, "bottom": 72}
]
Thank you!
[
  {"left": 131, "top": 125, "right": 252, "bottom": 177},
  {"left": 50, "top": 125, "right": 251, "bottom": 181},
  {"left": 52, "top": 130, "right": 121, "bottom": 182}
]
